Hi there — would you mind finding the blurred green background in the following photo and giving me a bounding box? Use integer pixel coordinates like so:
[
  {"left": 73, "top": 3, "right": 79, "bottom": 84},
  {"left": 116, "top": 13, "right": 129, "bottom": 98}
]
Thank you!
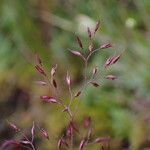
[{"left": 0, "top": 0, "right": 150, "bottom": 150}]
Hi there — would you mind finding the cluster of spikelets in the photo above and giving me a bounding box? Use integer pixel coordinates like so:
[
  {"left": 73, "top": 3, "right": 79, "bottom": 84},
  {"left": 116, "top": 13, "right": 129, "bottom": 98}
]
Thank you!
[{"left": 0, "top": 21, "right": 122, "bottom": 150}]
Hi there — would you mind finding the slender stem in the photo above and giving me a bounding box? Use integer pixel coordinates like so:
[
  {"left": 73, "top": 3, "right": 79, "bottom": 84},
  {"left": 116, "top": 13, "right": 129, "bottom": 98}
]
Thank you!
[
  {"left": 31, "top": 122, "right": 35, "bottom": 143},
  {"left": 84, "top": 59, "right": 88, "bottom": 82},
  {"left": 87, "top": 47, "right": 102, "bottom": 61},
  {"left": 63, "top": 45, "right": 103, "bottom": 149},
  {"left": 72, "top": 47, "right": 102, "bottom": 119},
  {"left": 68, "top": 85, "right": 73, "bottom": 108},
  {"left": 70, "top": 133, "right": 73, "bottom": 150},
  {"left": 30, "top": 142, "right": 36, "bottom": 150},
  {"left": 23, "top": 136, "right": 36, "bottom": 150},
  {"left": 48, "top": 76, "right": 73, "bottom": 118},
  {"left": 72, "top": 59, "right": 88, "bottom": 119}
]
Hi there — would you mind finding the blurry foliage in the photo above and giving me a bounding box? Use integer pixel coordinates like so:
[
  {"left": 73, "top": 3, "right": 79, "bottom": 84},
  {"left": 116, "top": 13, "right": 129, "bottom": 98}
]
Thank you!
[{"left": 0, "top": 0, "right": 150, "bottom": 150}]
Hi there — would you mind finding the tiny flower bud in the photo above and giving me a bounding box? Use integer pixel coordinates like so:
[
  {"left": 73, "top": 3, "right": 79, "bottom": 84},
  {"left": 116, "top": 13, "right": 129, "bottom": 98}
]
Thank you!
[
  {"left": 87, "top": 27, "right": 92, "bottom": 39},
  {"left": 8, "top": 122, "right": 20, "bottom": 132},
  {"left": 74, "top": 91, "right": 81, "bottom": 98},
  {"left": 69, "top": 50, "right": 82, "bottom": 57},
  {"left": 88, "top": 44, "right": 94, "bottom": 52},
  {"left": 106, "top": 75, "right": 117, "bottom": 80},
  {"left": 36, "top": 54, "right": 42, "bottom": 66},
  {"left": 66, "top": 72, "right": 71, "bottom": 86},
  {"left": 51, "top": 64, "right": 57, "bottom": 77},
  {"left": 35, "top": 65, "right": 46, "bottom": 76},
  {"left": 95, "top": 137, "right": 110, "bottom": 143},
  {"left": 38, "top": 126, "right": 49, "bottom": 140},
  {"left": 52, "top": 79, "right": 57, "bottom": 88},
  {"left": 100, "top": 43, "right": 112, "bottom": 49},
  {"left": 90, "top": 82, "right": 100, "bottom": 87},
  {"left": 40, "top": 96, "right": 58, "bottom": 104},
  {"left": 111, "top": 54, "right": 121, "bottom": 64},
  {"left": 104, "top": 57, "right": 114, "bottom": 68},
  {"left": 31, "top": 122, "right": 35, "bottom": 140},
  {"left": 94, "top": 20, "right": 100, "bottom": 33},
  {"left": 76, "top": 36, "right": 83, "bottom": 49},
  {"left": 79, "top": 139, "right": 86, "bottom": 150},
  {"left": 92, "top": 66, "right": 98, "bottom": 77},
  {"left": 35, "top": 81, "right": 47, "bottom": 86},
  {"left": 83, "top": 117, "right": 91, "bottom": 128}
]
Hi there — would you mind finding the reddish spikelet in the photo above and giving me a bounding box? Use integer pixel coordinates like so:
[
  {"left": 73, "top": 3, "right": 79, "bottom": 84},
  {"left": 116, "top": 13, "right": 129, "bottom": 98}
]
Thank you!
[
  {"left": 87, "top": 27, "right": 92, "bottom": 39},
  {"left": 100, "top": 43, "right": 112, "bottom": 49},
  {"left": 57, "top": 137, "right": 63, "bottom": 150},
  {"left": 104, "top": 54, "right": 121, "bottom": 68},
  {"left": 35, "top": 65, "right": 46, "bottom": 76},
  {"left": 31, "top": 122, "right": 35, "bottom": 141},
  {"left": 36, "top": 54, "right": 42, "bottom": 66},
  {"left": 110, "top": 54, "right": 121, "bottom": 64},
  {"left": 40, "top": 96, "right": 58, "bottom": 103},
  {"left": 21, "top": 140, "right": 31, "bottom": 145},
  {"left": 66, "top": 124, "right": 73, "bottom": 139},
  {"left": 83, "top": 117, "right": 91, "bottom": 128},
  {"left": 69, "top": 50, "right": 83, "bottom": 57},
  {"left": 38, "top": 127, "right": 49, "bottom": 140},
  {"left": 8, "top": 122, "right": 20, "bottom": 132},
  {"left": 88, "top": 44, "right": 94, "bottom": 52},
  {"left": 62, "top": 107, "right": 69, "bottom": 112},
  {"left": 53, "top": 79, "right": 57, "bottom": 88},
  {"left": 51, "top": 64, "right": 57, "bottom": 77},
  {"left": 35, "top": 81, "right": 47, "bottom": 86},
  {"left": 90, "top": 82, "right": 100, "bottom": 87},
  {"left": 94, "top": 20, "right": 100, "bottom": 33},
  {"left": 92, "top": 66, "right": 98, "bottom": 77},
  {"left": 74, "top": 91, "right": 81, "bottom": 98},
  {"left": 57, "top": 136, "right": 68, "bottom": 150},
  {"left": 106, "top": 75, "right": 117, "bottom": 80},
  {"left": 66, "top": 121, "right": 78, "bottom": 139},
  {"left": 104, "top": 57, "right": 114, "bottom": 68},
  {"left": 66, "top": 72, "right": 71, "bottom": 86},
  {"left": 79, "top": 139, "right": 86, "bottom": 150},
  {"left": 76, "top": 36, "right": 83, "bottom": 49},
  {"left": 95, "top": 137, "right": 110, "bottom": 143}
]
